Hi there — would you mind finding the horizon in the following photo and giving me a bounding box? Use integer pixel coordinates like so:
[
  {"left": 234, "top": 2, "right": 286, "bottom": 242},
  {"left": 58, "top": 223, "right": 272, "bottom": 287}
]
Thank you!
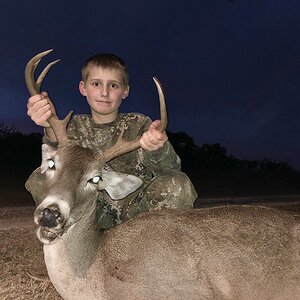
[{"left": 2, "top": 122, "right": 299, "bottom": 172}]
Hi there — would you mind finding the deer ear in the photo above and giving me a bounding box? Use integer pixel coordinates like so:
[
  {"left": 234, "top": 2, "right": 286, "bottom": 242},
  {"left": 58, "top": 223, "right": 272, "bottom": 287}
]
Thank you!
[
  {"left": 98, "top": 166, "right": 143, "bottom": 200},
  {"left": 41, "top": 144, "right": 58, "bottom": 173}
]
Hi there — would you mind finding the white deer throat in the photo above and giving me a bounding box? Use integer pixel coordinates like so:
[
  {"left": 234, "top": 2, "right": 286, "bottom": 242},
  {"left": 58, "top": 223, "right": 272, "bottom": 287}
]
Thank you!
[
  {"left": 45, "top": 219, "right": 100, "bottom": 273},
  {"left": 43, "top": 223, "right": 106, "bottom": 300}
]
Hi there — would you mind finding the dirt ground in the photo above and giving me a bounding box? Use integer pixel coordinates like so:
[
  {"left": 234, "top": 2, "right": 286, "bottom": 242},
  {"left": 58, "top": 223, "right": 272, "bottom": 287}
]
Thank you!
[
  {"left": 0, "top": 207, "right": 61, "bottom": 299},
  {"left": 1, "top": 197, "right": 300, "bottom": 299}
]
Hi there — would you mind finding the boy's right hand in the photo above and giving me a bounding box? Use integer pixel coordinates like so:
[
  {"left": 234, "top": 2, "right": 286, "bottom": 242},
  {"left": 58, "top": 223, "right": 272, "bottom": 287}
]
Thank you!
[{"left": 27, "top": 91, "right": 57, "bottom": 128}]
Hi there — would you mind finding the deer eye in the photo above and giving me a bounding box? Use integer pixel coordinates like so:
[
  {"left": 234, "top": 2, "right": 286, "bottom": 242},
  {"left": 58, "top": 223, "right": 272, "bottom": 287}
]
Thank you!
[
  {"left": 48, "top": 159, "right": 55, "bottom": 169},
  {"left": 89, "top": 176, "right": 102, "bottom": 184}
]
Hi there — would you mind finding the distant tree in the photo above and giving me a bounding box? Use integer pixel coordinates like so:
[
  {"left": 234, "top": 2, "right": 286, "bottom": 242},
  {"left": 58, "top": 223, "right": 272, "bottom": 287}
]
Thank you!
[
  {"left": 167, "top": 131, "right": 201, "bottom": 170},
  {"left": 0, "top": 122, "right": 16, "bottom": 138},
  {"left": 168, "top": 131, "right": 299, "bottom": 174},
  {"left": 167, "top": 131, "right": 198, "bottom": 151},
  {"left": 201, "top": 143, "right": 227, "bottom": 158},
  {"left": 257, "top": 159, "right": 296, "bottom": 173},
  {"left": 0, "top": 125, "right": 42, "bottom": 169},
  {"left": 198, "top": 143, "right": 231, "bottom": 170}
]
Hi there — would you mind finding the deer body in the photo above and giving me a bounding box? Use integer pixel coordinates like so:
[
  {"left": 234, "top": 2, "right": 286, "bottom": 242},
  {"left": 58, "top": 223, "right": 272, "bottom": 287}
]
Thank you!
[
  {"left": 25, "top": 51, "right": 300, "bottom": 299},
  {"left": 42, "top": 203, "right": 300, "bottom": 300}
]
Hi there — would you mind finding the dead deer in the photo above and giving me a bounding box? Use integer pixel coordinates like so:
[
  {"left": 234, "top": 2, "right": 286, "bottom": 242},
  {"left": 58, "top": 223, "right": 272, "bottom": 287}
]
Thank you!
[{"left": 25, "top": 50, "right": 300, "bottom": 300}]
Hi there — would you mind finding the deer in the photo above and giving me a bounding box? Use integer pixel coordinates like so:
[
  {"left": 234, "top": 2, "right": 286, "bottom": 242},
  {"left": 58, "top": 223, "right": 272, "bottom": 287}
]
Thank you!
[{"left": 25, "top": 50, "right": 300, "bottom": 300}]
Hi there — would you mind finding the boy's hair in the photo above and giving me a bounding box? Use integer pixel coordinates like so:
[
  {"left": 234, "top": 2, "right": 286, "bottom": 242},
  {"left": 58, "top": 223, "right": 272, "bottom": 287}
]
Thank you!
[{"left": 81, "top": 53, "right": 129, "bottom": 87}]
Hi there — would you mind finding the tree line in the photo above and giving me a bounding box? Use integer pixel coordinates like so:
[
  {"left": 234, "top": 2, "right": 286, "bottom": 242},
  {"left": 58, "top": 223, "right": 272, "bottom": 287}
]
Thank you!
[
  {"left": 167, "top": 131, "right": 298, "bottom": 174},
  {"left": 0, "top": 122, "right": 298, "bottom": 175}
]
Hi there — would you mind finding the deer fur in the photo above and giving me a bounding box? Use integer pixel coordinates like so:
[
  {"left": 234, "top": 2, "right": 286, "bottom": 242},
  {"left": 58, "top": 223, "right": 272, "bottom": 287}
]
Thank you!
[{"left": 33, "top": 143, "right": 300, "bottom": 300}]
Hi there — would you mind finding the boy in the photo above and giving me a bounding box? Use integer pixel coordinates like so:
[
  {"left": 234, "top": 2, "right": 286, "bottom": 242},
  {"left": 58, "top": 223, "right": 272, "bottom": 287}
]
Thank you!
[{"left": 26, "top": 53, "right": 197, "bottom": 279}]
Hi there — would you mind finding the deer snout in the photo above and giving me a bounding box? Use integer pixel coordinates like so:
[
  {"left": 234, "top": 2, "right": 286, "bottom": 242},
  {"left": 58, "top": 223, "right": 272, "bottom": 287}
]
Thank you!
[
  {"left": 35, "top": 196, "right": 71, "bottom": 226},
  {"left": 34, "top": 197, "right": 71, "bottom": 244},
  {"left": 39, "top": 208, "right": 62, "bottom": 228}
]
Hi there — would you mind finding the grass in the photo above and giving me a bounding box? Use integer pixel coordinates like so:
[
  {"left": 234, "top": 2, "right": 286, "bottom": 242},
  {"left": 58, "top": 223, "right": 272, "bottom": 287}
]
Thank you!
[{"left": 0, "top": 227, "right": 61, "bottom": 300}]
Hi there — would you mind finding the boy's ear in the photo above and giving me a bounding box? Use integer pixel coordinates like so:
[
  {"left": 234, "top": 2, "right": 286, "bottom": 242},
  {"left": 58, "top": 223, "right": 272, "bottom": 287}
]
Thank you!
[
  {"left": 79, "top": 81, "right": 87, "bottom": 96},
  {"left": 122, "top": 86, "right": 129, "bottom": 99}
]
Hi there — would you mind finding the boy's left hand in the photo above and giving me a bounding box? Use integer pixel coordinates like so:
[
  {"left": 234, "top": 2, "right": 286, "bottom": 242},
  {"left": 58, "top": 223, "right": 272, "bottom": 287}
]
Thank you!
[{"left": 140, "top": 120, "right": 168, "bottom": 151}]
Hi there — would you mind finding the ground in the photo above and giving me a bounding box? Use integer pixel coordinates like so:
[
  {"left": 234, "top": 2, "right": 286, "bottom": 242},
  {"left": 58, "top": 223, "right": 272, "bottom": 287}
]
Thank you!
[{"left": 0, "top": 207, "right": 61, "bottom": 300}]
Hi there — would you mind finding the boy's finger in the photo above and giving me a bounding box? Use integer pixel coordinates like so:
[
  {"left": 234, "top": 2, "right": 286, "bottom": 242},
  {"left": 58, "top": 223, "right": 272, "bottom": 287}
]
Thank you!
[
  {"left": 27, "top": 94, "right": 43, "bottom": 107},
  {"left": 149, "top": 128, "right": 167, "bottom": 141},
  {"left": 31, "top": 100, "right": 50, "bottom": 114}
]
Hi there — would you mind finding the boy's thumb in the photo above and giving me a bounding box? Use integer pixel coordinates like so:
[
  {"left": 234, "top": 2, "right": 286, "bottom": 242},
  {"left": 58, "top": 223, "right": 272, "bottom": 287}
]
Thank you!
[
  {"left": 41, "top": 91, "right": 49, "bottom": 98},
  {"left": 149, "top": 120, "right": 161, "bottom": 130}
]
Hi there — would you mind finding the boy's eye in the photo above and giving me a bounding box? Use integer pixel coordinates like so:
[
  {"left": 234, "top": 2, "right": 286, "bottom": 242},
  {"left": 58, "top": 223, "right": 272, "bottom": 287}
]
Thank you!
[
  {"left": 92, "top": 82, "right": 101, "bottom": 87},
  {"left": 110, "top": 83, "right": 119, "bottom": 89}
]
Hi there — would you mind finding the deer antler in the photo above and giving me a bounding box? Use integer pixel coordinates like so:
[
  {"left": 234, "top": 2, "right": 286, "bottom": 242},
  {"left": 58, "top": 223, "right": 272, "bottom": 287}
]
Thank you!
[
  {"left": 103, "top": 77, "right": 168, "bottom": 162},
  {"left": 25, "top": 49, "right": 72, "bottom": 145}
]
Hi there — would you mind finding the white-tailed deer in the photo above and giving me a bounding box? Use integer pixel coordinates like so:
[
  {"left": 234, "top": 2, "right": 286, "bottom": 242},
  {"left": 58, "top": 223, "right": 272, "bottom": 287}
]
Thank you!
[{"left": 25, "top": 50, "right": 300, "bottom": 300}]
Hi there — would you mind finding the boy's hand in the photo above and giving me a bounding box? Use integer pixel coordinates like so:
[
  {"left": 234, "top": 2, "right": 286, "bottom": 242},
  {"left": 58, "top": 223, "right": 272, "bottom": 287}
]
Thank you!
[
  {"left": 27, "top": 91, "right": 57, "bottom": 128},
  {"left": 140, "top": 120, "right": 168, "bottom": 152}
]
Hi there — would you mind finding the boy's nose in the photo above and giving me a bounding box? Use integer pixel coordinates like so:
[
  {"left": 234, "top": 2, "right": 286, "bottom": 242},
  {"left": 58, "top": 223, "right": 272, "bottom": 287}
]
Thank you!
[{"left": 101, "top": 86, "right": 108, "bottom": 97}]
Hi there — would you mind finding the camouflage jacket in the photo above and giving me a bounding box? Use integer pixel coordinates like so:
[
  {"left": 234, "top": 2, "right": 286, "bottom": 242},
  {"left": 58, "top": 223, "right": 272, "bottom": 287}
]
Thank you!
[{"left": 44, "top": 113, "right": 181, "bottom": 185}]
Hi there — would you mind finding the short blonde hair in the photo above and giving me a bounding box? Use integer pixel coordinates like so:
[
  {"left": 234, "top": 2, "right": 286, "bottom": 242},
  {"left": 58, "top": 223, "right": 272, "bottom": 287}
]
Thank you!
[{"left": 81, "top": 53, "right": 129, "bottom": 87}]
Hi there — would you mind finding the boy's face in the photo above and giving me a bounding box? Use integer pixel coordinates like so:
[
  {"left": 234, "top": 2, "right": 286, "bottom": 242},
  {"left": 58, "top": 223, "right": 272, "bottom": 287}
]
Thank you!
[{"left": 79, "top": 66, "right": 129, "bottom": 123}]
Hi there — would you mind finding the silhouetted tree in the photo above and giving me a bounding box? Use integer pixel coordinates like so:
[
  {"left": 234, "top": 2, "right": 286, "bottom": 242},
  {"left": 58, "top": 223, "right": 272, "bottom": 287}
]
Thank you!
[
  {"left": 0, "top": 122, "right": 16, "bottom": 138},
  {"left": 0, "top": 129, "right": 42, "bottom": 169},
  {"left": 167, "top": 131, "right": 201, "bottom": 171},
  {"left": 168, "top": 131, "right": 299, "bottom": 175},
  {"left": 0, "top": 124, "right": 298, "bottom": 177}
]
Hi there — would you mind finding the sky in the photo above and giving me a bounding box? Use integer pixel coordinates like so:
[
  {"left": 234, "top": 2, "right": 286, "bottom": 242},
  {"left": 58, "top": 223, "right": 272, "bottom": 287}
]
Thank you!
[{"left": 0, "top": 0, "right": 299, "bottom": 170}]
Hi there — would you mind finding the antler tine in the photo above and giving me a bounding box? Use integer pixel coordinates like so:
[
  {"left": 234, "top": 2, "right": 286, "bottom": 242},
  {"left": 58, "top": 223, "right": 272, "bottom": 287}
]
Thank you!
[
  {"left": 25, "top": 50, "right": 70, "bottom": 145},
  {"left": 25, "top": 49, "right": 56, "bottom": 96},
  {"left": 102, "top": 130, "right": 141, "bottom": 163},
  {"left": 152, "top": 77, "right": 167, "bottom": 132},
  {"left": 103, "top": 76, "right": 168, "bottom": 162},
  {"left": 36, "top": 59, "right": 60, "bottom": 92}
]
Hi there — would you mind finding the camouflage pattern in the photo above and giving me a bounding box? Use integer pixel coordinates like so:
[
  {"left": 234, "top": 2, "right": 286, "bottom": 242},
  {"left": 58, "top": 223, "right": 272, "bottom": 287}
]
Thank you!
[
  {"left": 96, "top": 169, "right": 197, "bottom": 229},
  {"left": 28, "top": 112, "right": 198, "bottom": 229}
]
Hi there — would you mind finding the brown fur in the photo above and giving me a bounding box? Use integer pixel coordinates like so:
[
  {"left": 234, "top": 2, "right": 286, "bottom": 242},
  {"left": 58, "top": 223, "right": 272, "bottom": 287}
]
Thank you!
[{"left": 35, "top": 145, "right": 300, "bottom": 299}]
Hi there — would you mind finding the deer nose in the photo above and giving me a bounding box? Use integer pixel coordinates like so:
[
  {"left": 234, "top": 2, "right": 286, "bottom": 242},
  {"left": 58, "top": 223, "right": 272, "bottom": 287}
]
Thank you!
[{"left": 40, "top": 208, "right": 62, "bottom": 227}]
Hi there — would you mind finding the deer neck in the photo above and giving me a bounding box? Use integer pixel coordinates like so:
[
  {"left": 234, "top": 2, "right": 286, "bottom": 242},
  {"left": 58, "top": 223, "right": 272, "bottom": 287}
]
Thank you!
[{"left": 43, "top": 204, "right": 107, "bottom": 299}]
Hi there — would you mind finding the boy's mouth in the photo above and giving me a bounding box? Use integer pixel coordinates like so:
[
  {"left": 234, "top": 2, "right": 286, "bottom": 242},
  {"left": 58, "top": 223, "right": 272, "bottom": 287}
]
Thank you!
[{"left": 96, "top": 100, "right": 110, "bottom": 103}]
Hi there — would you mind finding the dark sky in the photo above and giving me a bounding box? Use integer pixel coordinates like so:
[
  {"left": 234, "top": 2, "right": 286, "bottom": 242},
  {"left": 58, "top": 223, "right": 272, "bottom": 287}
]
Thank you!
[{"left": 0, "top": 1, "right": 299, "bottom": 170}]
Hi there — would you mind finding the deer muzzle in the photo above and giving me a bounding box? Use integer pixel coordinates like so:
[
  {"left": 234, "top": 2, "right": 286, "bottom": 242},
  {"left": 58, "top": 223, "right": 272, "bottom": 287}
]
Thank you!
[
  {"left": 34, "top": 197, "right": 71, "bottom": 244},
  {"left": 40, "top": 207, "right": 62, "bottom": 227}
]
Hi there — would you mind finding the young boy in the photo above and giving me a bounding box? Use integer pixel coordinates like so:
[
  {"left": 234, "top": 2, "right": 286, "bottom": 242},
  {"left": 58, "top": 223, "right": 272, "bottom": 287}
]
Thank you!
[{"left": 26, "top": 53, "right": 197, "bottom": 230}]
